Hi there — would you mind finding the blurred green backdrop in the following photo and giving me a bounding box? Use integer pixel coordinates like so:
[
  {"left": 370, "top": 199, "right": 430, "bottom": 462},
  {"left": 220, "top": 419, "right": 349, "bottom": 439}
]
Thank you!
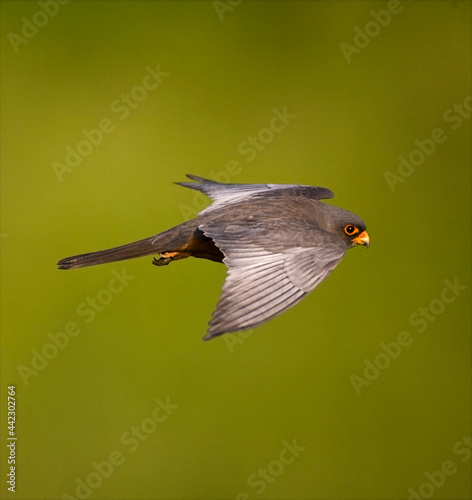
[{"left": 1, "top": 1, "right": 470, "bottom": 499}]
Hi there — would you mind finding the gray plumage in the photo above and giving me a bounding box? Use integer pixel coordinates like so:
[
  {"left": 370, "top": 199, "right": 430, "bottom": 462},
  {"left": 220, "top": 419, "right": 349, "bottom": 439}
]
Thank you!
[{"left": 58, "top": 175, "right": 369, "bottom": 339}]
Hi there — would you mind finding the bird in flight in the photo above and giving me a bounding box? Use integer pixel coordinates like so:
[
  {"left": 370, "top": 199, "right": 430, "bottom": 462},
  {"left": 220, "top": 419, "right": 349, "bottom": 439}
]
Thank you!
[{"left": 58, "top": 175, "right": 369, "bottom": 339}]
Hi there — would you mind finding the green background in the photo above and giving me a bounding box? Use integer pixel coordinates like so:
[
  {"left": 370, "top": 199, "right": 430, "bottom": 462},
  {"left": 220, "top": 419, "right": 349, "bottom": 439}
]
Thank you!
[{"left": 1, "top": 1, "right": 470, "bottom": 499}]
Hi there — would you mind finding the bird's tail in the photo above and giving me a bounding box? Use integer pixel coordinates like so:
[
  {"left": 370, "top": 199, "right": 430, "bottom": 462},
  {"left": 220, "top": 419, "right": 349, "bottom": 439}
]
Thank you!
[{"left": 57, "top": 221, "right": 196, "bottom": 270}]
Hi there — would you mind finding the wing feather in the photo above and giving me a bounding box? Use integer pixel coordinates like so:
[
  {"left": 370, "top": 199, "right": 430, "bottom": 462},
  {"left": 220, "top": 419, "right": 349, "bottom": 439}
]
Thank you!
[
  {"left": 201, "top": 222, "right": 346, "bottom": 339},
  {"left": 177, "top": 174, "right": 334, "bottom": 214}
]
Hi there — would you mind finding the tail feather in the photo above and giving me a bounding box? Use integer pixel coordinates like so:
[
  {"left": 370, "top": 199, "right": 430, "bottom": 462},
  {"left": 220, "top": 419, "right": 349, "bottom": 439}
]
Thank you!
[
  {"left": 58, "top": 222, "right": 196, "bottom": 270},
  {"left": 58, "top": 236, "right": 160, "bottom": 269}
]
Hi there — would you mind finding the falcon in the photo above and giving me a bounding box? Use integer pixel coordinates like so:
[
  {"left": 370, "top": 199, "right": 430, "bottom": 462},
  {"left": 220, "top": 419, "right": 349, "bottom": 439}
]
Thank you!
[{"left": 58, "top": 175, "right": 370, "bottom": 339}]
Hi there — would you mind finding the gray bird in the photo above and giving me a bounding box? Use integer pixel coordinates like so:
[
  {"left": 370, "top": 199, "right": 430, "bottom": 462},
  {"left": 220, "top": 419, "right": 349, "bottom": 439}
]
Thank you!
[{"left": 58, "top": 175, "right": 370, "bottom": 339}]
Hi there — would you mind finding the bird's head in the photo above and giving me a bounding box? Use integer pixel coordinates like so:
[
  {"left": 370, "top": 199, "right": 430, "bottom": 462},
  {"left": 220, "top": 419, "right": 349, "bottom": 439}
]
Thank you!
[{"left": 319, "top": 204, "right": 370, "bottom": 249}]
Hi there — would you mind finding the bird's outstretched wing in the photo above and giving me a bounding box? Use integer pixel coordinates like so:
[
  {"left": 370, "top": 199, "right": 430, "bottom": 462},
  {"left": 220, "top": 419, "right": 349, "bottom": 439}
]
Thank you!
[
  {"left": 200, "top": 220, "right": 346, "bottom": 339},
  {"left": 177, "top": 174, "right": 334, "bottom": 213}
]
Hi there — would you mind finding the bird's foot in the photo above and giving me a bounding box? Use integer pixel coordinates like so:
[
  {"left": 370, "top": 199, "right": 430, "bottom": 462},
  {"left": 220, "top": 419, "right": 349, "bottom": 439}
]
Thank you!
[{"left": 153, "top": 251, "right": 190, "bottom": 266}]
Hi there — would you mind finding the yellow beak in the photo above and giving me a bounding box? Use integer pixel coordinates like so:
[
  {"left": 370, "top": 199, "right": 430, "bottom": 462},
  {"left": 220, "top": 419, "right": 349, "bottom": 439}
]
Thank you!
[{"left": 353, "top": 230, "right": 370, "bottom": 247}]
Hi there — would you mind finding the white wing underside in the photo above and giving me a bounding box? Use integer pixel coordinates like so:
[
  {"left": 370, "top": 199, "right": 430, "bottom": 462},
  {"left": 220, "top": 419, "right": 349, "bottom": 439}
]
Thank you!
[{"left": 200, "top": 228, "right": 345, "bottom": 339}]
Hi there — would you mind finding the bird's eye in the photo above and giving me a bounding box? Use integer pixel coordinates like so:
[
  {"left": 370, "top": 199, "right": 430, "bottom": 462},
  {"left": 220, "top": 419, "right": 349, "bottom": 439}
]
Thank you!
[{"left": 344, "top": 225, "right": 359, "bottom": 235}]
